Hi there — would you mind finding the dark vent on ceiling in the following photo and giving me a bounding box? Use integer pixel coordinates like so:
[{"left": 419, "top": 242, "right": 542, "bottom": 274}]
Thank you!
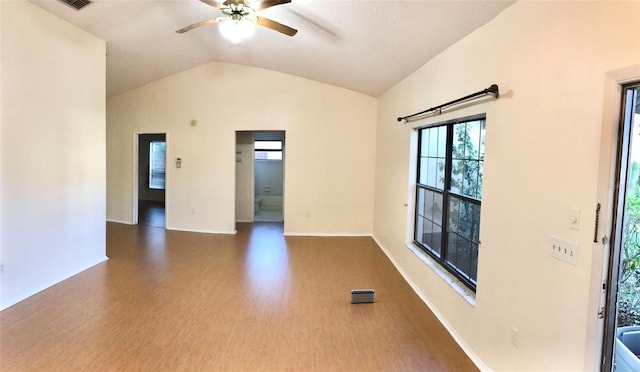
[{"left": 57, "top": 0, "right": 92, "bottom": 11}]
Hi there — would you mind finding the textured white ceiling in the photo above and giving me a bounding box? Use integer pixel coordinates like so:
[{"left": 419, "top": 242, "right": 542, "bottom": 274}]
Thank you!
[{"left": 32, "top": 0, "right": 514, "bottom": 98}]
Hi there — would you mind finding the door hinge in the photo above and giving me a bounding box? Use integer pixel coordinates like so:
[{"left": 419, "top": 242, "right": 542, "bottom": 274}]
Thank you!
[
  {"left": 602, "top": 235, "right": 609, "bottom": 245},
  {"left": 598, "top": 306, "right": 605, "bottom": 319}
]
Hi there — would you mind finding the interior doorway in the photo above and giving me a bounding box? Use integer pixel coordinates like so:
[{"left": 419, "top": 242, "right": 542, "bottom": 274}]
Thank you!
[
  {"left": 235, "top": 131, "right": 285, "bottom": 224},
  {"left": 602, "top": 82, "right": 640, "bottom": 371},
  {"left": 136, "top": 133, "right": 166, "bottom": 228}
]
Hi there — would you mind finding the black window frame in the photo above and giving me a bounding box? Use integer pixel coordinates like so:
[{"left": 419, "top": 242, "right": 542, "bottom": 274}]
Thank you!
[{"left": 414, "top": 114, "right": 485, "bottom": 292}]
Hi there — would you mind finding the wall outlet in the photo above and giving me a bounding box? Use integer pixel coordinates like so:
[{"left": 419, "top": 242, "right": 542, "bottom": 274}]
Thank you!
[{"left": 549, "top": 235, "right": 578, "bottom": 266}]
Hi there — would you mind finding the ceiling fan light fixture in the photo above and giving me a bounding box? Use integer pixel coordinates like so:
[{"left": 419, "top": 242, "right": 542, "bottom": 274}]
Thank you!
[{"left": 219, "top": 17, "right": 256, "bottom": 44}]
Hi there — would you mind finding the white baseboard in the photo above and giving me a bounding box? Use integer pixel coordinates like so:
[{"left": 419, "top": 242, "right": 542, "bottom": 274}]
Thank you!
[
  {"left": 0, "top": 256, "right": 109, "bottom": 311},
  {"left": 106, "top": 219, "right": 133, "bottom": 225},
  {"left": 371, "top": 235, "right": 491, "bottom": 372},
  {"left": 165, "top": 226, "right": 237, "bottom": 235},
  {"left": 107, "top": 221, "right": 237, "bottom": 235},
  {"left": 283, "top": 232, "right": 372, "bottom": 237}
]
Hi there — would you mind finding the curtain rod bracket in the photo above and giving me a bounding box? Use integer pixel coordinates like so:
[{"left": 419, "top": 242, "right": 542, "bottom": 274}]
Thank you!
[{"left": 397, "top": 84, "right": 499, "bottom": 123}]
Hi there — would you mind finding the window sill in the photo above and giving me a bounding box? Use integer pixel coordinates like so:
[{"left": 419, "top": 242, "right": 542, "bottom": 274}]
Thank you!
[{"left": 405, "top": 242, "right": 476, "bottom": 307}]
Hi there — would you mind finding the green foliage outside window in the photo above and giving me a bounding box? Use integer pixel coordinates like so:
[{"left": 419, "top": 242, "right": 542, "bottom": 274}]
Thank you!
[{"left": 619, "top": 162, "right": 640, "bottom": 326}]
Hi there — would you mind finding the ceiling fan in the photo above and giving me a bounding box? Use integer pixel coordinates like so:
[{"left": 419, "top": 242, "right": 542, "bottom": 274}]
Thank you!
[{"left": 176, "top": 0, "right": 297, "bottom": 43}]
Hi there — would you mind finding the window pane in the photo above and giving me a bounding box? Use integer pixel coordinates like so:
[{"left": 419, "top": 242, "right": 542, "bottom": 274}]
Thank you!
[
  {"left": 428, "top": 128, "right": 438, "bottom": 157},
  {"left": 436, "top": 158, "right": 445, "bottom": 190},
  {"left": 424, "top": 220, "right": 442, "bottom": 257},
  {"left": 149, "top": 141, "right": 166, "bottom": 190},
  {"left": 456, "top": 237, "right": 472, "bottom": 279},
  {"left": 466, "top": 121, "right": 481, "bottom": 160},
  {"left": 415, "top": 188, "right": 443, "bottom": 257},
  {"left": 469, "top": 244, "right": 479, "bottom": 283},
  {"left": 450, "top": 159, "right": 463, "bottom": 194},
  {"left": 255, "top": 151, "right": 282, "bottom": 160},
  {"left": 423, "top": 220, "right": 433, "bottom": 250},
  {"left": 424, "top": 189, "right": 434, "bottom": 220},
  {"left": 430, "top": 223, "right": 442, "bottom": 255},
  {"left": 433, "top": 192, "right": 443, "bottom": 225},
  {"left": 447, "top": 233, "right": 474, "bottom": 281},
  {"left": 254, "top": 141, "right": 282, "bottom": 150},
  {"left": 437, "top": 126, "right": 447, "bottom": 157},
  {"left": 415, "top": 216, "right": 424, "bottom": 243},
  {"left": 453, "top": 199, "right": 481, "bottom": 242},
  {"left": 471, "top": 203, "right": 481, "bottom": 244},
  {"left": 448, "top": 197, "right": 460, "bottom": 233},
  {"left": 419, "top": 157, "right": 429, "bottom": 185},
  {"left": 427, "top": 158, "right": 437, "bottom": 188},
  {"left": 447, "top": 232, "right": 458, "bottom": 266},
  {"left": 420, "top": 129, "right": 430, "bottom": 155},
  {"left": 458, "top": 200, "right": 472, "bottom": 240},
  {"left": 462, "top": 160, "right": 479, "bottom": 198},
  {"left": 452, "top": 123, "right": 466, "bottom": 159},
  {"left": 416, "top": 188, "right": 425, "bottom": 217}
]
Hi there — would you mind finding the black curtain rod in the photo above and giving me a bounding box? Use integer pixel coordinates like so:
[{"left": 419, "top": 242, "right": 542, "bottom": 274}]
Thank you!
[{"left": 397, "top": 84, "right": 499, "bottom": 123}]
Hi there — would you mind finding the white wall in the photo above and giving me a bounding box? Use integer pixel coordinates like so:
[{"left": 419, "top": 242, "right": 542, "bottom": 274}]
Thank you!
[
  {"left": 0, "top": 1, "right": 107, "bottom": 310},
  {"left": 107, "top": 62, "right": 377, "bottom": 235},
  {"left": 374, "top": 1, "right": 640, "bottom": 371}
]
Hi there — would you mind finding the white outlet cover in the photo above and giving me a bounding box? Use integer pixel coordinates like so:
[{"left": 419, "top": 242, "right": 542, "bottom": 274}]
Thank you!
[{"left": 549, "top": 235, "right": 578, "bottom": 266}]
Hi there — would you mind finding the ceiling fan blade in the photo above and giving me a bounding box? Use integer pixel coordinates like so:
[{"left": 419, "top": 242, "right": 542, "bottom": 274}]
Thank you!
[
  {"left": 223, "top": 0, "right": 246, "bottom": 6},
  {"left": 176, "top": 18, "right": 219, "bottom": 34},
  {"left": 253, "top": 0, "right": 291, "bottom": 11},
  {"left": 256, "top": 16, "right": 297, "bottom": 36},
  {"left": 200, "top": 0, "right": 225, "bottom": 10}
]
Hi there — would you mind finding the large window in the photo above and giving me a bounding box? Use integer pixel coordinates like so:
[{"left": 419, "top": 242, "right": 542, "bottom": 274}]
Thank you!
[{"left": 414, "top": 115, "right": 485, "bottom": 291}]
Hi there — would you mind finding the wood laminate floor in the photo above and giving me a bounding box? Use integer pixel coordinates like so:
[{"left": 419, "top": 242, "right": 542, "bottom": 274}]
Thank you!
[{"left": 0, "top": 222, "right": 477, "bottom": 371}]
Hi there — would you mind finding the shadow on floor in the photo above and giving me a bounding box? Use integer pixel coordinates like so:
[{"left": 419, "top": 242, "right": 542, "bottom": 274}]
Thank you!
[{"left": 138, "top": 199, "right": 165, "bottom": 228}]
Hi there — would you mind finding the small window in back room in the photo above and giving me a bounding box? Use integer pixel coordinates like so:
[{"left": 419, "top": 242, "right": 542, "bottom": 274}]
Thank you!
[
  {"left": 255, "top": 140, "right": 283, "bottom": 160},
  {"left": 149, "top": 141, "right": 166, "bottom": 189}
]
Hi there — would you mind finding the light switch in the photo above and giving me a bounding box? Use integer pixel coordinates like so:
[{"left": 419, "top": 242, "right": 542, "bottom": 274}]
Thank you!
[{"left": 569, "top": 208, "right": 580, "bottom": 231}]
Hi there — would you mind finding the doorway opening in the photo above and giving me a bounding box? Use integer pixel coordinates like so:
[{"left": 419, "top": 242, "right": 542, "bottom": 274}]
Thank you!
[
  {"left": 235, "top": 131, "right": 285, "bottom": 224},
  {"left": 137, "top": 133, "right": 166, "bottom": 228},
  {"left": 602, "top": 82, "right": 640, "bottom": 371}
]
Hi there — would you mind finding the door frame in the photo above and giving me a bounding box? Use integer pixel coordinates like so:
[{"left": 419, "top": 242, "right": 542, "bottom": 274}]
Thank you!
[
  {"left": 133, "top": 131, "right": 169, "bottom": 226},
  {"left": 235, "top": 131, "right": 256, "bottom": 223},
  {"left": 586, "top": 66, "right": 640, "bottom": 371},
  {"left": 600, "top": 81, "right": 640, "bottom": 371},
  {"left": 235, "top": 130, "right": 286, "bottom": 224}
]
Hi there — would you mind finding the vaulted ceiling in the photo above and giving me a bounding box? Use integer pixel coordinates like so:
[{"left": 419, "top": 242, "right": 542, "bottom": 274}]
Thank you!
[{"left": 32, "top": 0, "right": 514, "bottom": 98}]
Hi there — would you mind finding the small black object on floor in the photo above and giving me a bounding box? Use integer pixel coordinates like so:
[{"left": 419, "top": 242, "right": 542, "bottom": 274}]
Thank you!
[{"left": 351, "top": 289, "right": 375, "bottom": 304}]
